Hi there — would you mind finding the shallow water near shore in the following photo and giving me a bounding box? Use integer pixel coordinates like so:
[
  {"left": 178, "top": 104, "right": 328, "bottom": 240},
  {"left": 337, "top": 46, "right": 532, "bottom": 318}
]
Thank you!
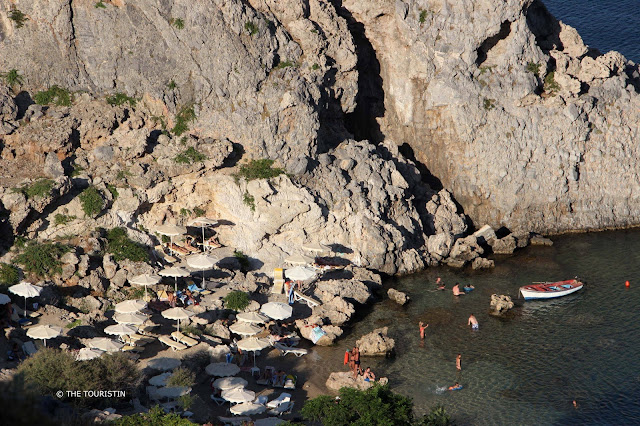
[{"left": 309, "top": 230, "right": 640, "bottom": 425}]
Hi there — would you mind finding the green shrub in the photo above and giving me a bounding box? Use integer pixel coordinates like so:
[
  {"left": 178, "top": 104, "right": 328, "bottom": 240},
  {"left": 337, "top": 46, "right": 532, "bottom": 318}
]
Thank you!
[
  {"left": 167, "top": 80, "right": 177, "bottom": 90},
  {"left": 14, "top": 178, "right": 54, "bottom": 199},
  {"left": 106, "top": 92, "right": 136, "bottom": 107},
  {"left": 419, "top": 10, "right": 428, "bottom": 23},
  {"left": 419, "top": 404, "right": 452, "bottom": 426},
  {"left": 15, "top": 242, "right": 70, "bottom": 278},
  {"left": 192, "top": 207, "right": 205, "bottom": 217},
  {"left": 181, "top": 324, "right": 203, "bottom": 337},
  {"left": 95, "top": 1, "right": 106, "bottom": 9},
  {"left": 166, "top": 367, "right": 195, "bottom": 388},
  {"left": 0, "top": 263, "right": 20, "bottom": 287},
  {"left": 243, "top": 192, "right": 255, "bottom": 211},
  {"left": 483, "top": 98, "right": 495, "bottom": 110},
  {"left": 179, "top": 208, "right": 191, "bottom": 217},
  {"left": 8, "top": 8, "right": 28, "bottom": 28},
  {"left": 175, "top": 146, "right": 206, "bottom": 164},
  {"left": 116, "top": 169, "right": 131, "bottom": 181},
  {"left": 106, "top": 227, "right": 149, "bottom": 263},
  {"left": 79, "top": 186, "right": 104, "bottom": 218},
  {"left": 311, "top": 63, "right": 320, "bottom": 70},
  {"left": 65, "top": 319, "right": 82, "bottom": 329},
  {"left": 70, "top": 164, "right": 85, "bottom": 177},
  {"left": 113, "top": 405, "right": 196, "bottom": 425},
  {"left": 223, "top": 291, "right": 250, "bottom": 311},
  {"left": 245, "top": 21, "right": 258, "bottom": 36},
  {"left": 1, "top": 69, "right": 23, "bottom": 87},
  {"left": 34, "top": 85, "right": 72, "bottom": 107},
  {"left": 171, "top": 105, "right": 196, "bottom": 136},
  {"left": 302, "top": 384, "right": 415, "bottom": 425},
  {"left": 236, "top": 159, "right": 284, "bottom": 181},
  {"left": 233, "top": 250, "right": 250, "bottom": 272},
  {"left": 276, "top": 60, "right": 296, "bottom": 69},
  {"left": 544, "top": 71, "right": 560, "bottom": 93},
  {"left": 171, "top": 18, "right": 184, "bottom": 29},
  {"left": 526, "top": 61, "right": 541, "bottom": 76},
  {"left": 106, "top": 184, "right": 119, "bottom": 200},
  {"left": 54, "top": 214, "right": 76, "bottom": 226},
  {"left": 16, "top": 349, "right": 141, "bottom": 408}
]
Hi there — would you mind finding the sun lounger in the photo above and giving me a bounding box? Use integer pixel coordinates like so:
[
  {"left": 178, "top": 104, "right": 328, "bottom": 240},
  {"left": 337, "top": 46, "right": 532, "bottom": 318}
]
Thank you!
[
  {"left": 254, "top": 395, "right": 268, "bottom": 405},
  {"left": 22, "top": 341, "right": 38, "bottom": 356},
  {"left": 269, "top": 401, "right": 294, "bottom": 416},
  {"left": 168, "top": 243, "right": 190, "bottom": 256},
  {"left": 217, "top": 416, "right": 252, "bottom": 425},
  {"left": 122, "top": 345, "right": 144, "bottom": 353},
  {"left": 11, "top": 310, "right": 31, "bottom": 326},
  {"left": 154, "top": 245, "right": 177, "bottom": 264},
  {"left": 210, "top": 394, "right": 227, "bottom": 406},
  {"left": 293, "top": 290, "right": 321, "bottom": 308},
  {"left": 128, "top": 334, "right": 155, "bottom": 346},
  {"left": 158, "top": 335, "right": 187, "bottom": 351},
  {"left": 171, "top": 331, "right": 198, "bottom": 347},
  {"left": 266, "top": 392, "right": 291, "bottom": 408},
  {"left": 274, "top": 342, "right": 307, "bottom": 357},
  {"left": 12, "top": 304, "right": 41, "bottom": 318}
]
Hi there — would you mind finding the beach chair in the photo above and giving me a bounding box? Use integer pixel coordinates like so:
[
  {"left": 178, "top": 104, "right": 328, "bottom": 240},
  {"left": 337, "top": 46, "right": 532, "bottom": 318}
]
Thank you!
[
  {"left": 128, "top": 334, "right": 155, "bottom": 346},
  {"left": 10, "top": 310, "right": 31, "bottom": 327},
  {"left": 159, "top": 335, "right": 187, "bottom": 351},
  {"left": 210, "top": 394, "right": 227, "bottom": 406},
  {"left": 271, "top": 268, "right": 285, "bottom": 294},
  {"left": 122, "top": 345, "right": 144, "bottom": 353},
  {"left": 266, "top": 392, "right": 291, "bottom": 408},
  {"left": 293, "top": 290, "right": 321, "bottom": 307},
  {"left": 171, "top": 331, "right": 198, "bottom": 347},
  {"left": 217, "top": 416, "right": 251, "bottom": 425},
  {"left": 22, "top": 341, "right": 38, "bottom": 356},
  {"left": 274, "top": 342, "right": 308, "bottom": 357},
  {"left": 154, "top": 245, "right": 177, "bottom": 264},
  {"left": 269, "top": 401, "right": 294, "bottom": 416},
  {"left": 254, "top": 395, "right": 268, "bottom": 405}
]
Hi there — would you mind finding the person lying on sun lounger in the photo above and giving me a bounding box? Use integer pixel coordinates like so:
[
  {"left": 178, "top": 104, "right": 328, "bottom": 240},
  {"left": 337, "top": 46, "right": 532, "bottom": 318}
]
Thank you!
[{"left": 273, "top": 370, "right": 286, "bottom": 387}]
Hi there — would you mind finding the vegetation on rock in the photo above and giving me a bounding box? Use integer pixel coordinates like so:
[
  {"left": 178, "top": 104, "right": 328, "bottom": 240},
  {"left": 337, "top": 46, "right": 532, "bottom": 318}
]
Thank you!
[
  {"left": 245, "top": 21, "right": 259, "bottom": 36},
  {"left": 166, "top": 367, "right": 195, "bottom": 388},
  {"left": 526, "top": 61, "right": 541, "bottom": 76},
  {"left": 106, "top": 227, "right": 149, "bottom": 263},
  {"left": 0, "top": 263, "right": 20, "bottom": 288},
  {"left": 34, "top": 85, "right": 72, "bottom": 107},
  {"left": 14, "top": 178, "right": 54, "bottom": 200},
  {"left": 15, "top": 242, "right": 70, "bottom": 278},
  {"left": 236, "top": 159, "right": 284, "bottom": 181},
  {"left": 223, "top": 290, "right": 250, "bottom": 311},
  {"left": 8, "top": 8, "right": 28, "bottom": 28},
  {"left": 175, "top": 147, "right": 206, "bottom": 164},
  {"left": 276, "top": 60, "right": 296, "bottom": 69},
  {"left": 106, "top": 92, "right": 137, "bottom": 107},
  {"left": 243, "top": 191, "right": 256, "bottom": 211},
  {"left": 54, "top": 213, "right": 76, "bottom": 226},
  {"left": 171, "top": 105, "right": 196, "bottom": 136},
  {"left": 113, "top": 405, "right": 196, "bottom": 425},
  {"left": 95, "top": 1, "right": 107, "bottom": 9},
  {"left": 79, "top": 186, "right": 105, "bottom": 218},
  {"left": 233, "top": 250, "right": 250, "bottom": 272},
  {"left": 170, "top": 18, "right": 185, "bottom": 29},
  {"left": 544, "top": 71, "right": 560, "bottom": 94},
  {"left": 1, "top": 69, "right": 23, "bottom": 87}
]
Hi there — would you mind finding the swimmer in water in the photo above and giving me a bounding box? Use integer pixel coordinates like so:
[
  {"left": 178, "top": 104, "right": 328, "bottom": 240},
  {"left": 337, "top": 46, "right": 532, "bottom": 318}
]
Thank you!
[{"left": 419, "top": 321, "right": 429, "bottom": 339}]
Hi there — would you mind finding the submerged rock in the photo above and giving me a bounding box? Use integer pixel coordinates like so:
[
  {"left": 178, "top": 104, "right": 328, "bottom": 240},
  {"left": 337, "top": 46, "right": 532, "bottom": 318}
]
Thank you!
[
  {"left": 387, "top": 288, "right": 410, "bottom": 305},
  {"left": 326, "top": 371, "right": 389, "bottom": 391}
]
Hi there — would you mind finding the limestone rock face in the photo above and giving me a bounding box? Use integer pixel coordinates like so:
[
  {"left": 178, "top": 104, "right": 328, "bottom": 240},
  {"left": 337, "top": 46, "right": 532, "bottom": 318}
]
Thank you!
[
  {"left": 387, "top": 288, "right": 409, "bottom": 305},
  {"left": 326, "top": 371, "right": 389, "bottom": 391},
  {"left": 355, "top": 327, "right": 395, "bottom": 356},
  {"left": 341, "top": 0, "right": 640, "bottom": 234}
]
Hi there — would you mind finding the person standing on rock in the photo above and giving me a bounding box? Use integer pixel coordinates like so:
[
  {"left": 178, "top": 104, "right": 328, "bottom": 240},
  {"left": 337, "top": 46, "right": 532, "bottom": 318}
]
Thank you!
[
  {"left": 468, "top": 314, "right": 479, "bottom": 330},
  {"left": 419, "top": 322, "right": 429, "bottom": 339},
  {"left": 352, "top": 347, "right": 361, "bottom": 378}
]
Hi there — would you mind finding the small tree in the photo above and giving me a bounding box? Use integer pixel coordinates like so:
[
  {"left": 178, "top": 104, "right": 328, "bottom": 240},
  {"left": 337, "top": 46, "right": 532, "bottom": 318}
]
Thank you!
[
  {"left": 79, "top": 186, "right": 104, "bottom": 217},
  {"left": 223, "top": 291, "right": 250, "bottom": 311},
  {"left": 106, "top": 227, "right": 149, "bottom": 263},
  {"left": 166, "top": 367, "right": 195, "bottom": 388},
  {"left": 0, "top": 263, "right": 20, "bottom": 287}
]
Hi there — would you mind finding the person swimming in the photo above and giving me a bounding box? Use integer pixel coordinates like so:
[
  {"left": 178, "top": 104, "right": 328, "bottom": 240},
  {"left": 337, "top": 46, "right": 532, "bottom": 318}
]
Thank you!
[
  {"left": 436, "top": 277, "right": 445, "bottom": 290},
  {"left": 449, "top": 382, "right": 463, "bottom": 391},
  {"left": 419, "top": 321, "right": 429, "bottom": 339}
]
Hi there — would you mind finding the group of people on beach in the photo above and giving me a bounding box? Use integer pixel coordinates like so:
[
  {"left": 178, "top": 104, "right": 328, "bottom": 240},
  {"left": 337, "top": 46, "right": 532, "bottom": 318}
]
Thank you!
[{"left": 345, "top": 346, "right": 376, "bottom": 382}]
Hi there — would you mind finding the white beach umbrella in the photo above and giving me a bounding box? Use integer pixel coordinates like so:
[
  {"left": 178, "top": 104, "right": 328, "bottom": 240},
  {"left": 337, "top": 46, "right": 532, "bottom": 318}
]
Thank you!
[
  {"left": 26, "top": 324, "right": 62, "bottom": 347},
  {"left": 156, "top": 224, "right": 187, "bottom": 255},
  {"left": 230, "top": 401, "right": 267, "bottom": 415},
  {"left": 236, "top": 311, "right": 269, "bottom": 324},
  {"left": 161, "top": 307, "right": 194, "bottom": 332},
  {"left": 149, "top": 372, "right": 172, "bottom": 387},
  {"left": 260, "top": 302, "right": 293, "bottom": 320},
  {"left": 129, "top": 273, "right": 161, "bottom": 299},
  {"left": 222, "top": 387, "right": 255, "bottom": 404},
  {"left": 186, "top": 253, "right": 219, "bottom": 285},
  {"left": 229, "top": 322, "right": 262, "bottom": 336},
  {"left": 148, "top": 357, "right": 182, "bottom": 371},
  {"left": 9, "top": 282, "right": 42, "bottom": 317},
  {"left": 206, "top": 362, "right": 240, "bottom": 377},
  {"left": 104, "top": 323, "right": 138, "bottom": 336},
  {"left": 86, "top": 337, "right": 124, "bottom": 352},
  {"left": 157, "top": 386, "right": 191, "bottom": 399},
  {"left": 0, "top": 294, "right": 11, "bottom": 305},
  {"left": 187, "top": 217, "right": 218, "bottom": 243},
  {"left": 237, "top": 337, "right": 271, "bottom": 367},
  {"left": 76, "top": 347, "right": 105, "bottom": 361},
  {"left": 212, "top": 376, "right": 248, "bottom": 391},
  {"left": 114, "top": 312, "right": 148, "bottom": 325},
  {"left": 114, "top": 299, "right": 147, "bottom": 314},
  {"left": 159, "top": 266, "right": 191, "bottom": 292},
  {"left": 302, "top": 242, "right": 330, "bottom": 253},
  {"left": 285, "top": 266, "right": 316, "bottom": 281},
  {"left": 284, "top": 253, "right": 314, "bottom": 265}
]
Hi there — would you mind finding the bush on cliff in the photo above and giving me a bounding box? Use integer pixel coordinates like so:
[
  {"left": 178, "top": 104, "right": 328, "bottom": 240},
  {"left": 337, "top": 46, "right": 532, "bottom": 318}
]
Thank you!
[
  {"left": 114, "top": 405, "right": 196, "bottom": 425},
  {"left": 106, "top": 227, "right": 149, "bottom": 263},
  {"left": 302, "top": 384, "right": 451, "bottom": 426},
  {"left": 0, "top": 263, "right": 20, "bottom": 288},
  {"left": 15, "top": 242, "right": 70, "bottom": 278},
  {"left": 223, "top": 291, "right": 250, "bottom": 311},
  {"left": 34, "top": 85, "right": 72, "bottom": 107},
  {"left": 15, "top": 348, "right": 141, "bottom": 408},
  {"left": 235, "top": 159, "right": 285, "bottom": 181},
  {"left": 79, "top": 186, "right": 105, "bottom": 218}
]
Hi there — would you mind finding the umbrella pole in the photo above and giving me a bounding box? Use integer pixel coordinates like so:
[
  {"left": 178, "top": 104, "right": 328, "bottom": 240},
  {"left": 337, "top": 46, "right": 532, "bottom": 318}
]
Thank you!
[
  {"left": 177, "top": 319, "right": 180, "bottom": 333},
  {"left": 202, "top": 226, "right": 205, "bottom": 246},
  {"left": 24, "top": 296, "right": 27, "bottom": 318},
  {"left": 175, "top": 277, "right": 178, "bottom": 293},
  {"left": 202, "top": 269, "right": 205, "bottom": 286}
]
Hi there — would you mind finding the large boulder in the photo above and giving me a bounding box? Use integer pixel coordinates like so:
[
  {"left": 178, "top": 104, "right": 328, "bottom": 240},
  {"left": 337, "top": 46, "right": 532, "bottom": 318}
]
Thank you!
[
  {"left": 387, "top": 288, "right": 409, "bottom": 305},
  {"left": 490, "top": 294, "right": 514, "bottom": 316},
  {"left": 295, "top": 319, "right": 343, "bottom": 346},
  {"left": 355, "top": 327, "right": 395, "bottom": 356},
  {"left": 326, "top": 372, "right": 388, "bottom": 391}
]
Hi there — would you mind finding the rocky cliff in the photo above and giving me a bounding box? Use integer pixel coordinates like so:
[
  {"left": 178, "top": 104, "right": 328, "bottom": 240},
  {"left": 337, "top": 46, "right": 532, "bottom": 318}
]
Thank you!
[
  {"left": 1, "top": 0, "right": 639, "bottom": 276},
  {"left": 340, "top": 0, "right": 640, "bottom": 233}
]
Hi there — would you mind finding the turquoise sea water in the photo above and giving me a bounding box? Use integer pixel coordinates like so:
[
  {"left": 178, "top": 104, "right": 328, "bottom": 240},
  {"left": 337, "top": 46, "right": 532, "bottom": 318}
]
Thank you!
[
  {"left": 542, "top": 0, "right": 640, "bottom": 62},
  {"left": 309, "top": 230, "right": 640, "bottom": 424}
]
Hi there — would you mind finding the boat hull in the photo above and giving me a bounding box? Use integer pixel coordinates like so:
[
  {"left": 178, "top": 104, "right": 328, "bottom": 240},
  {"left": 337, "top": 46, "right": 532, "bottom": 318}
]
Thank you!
[{"left": 519, "top": 281, "right": 584, "bottom": 300}]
